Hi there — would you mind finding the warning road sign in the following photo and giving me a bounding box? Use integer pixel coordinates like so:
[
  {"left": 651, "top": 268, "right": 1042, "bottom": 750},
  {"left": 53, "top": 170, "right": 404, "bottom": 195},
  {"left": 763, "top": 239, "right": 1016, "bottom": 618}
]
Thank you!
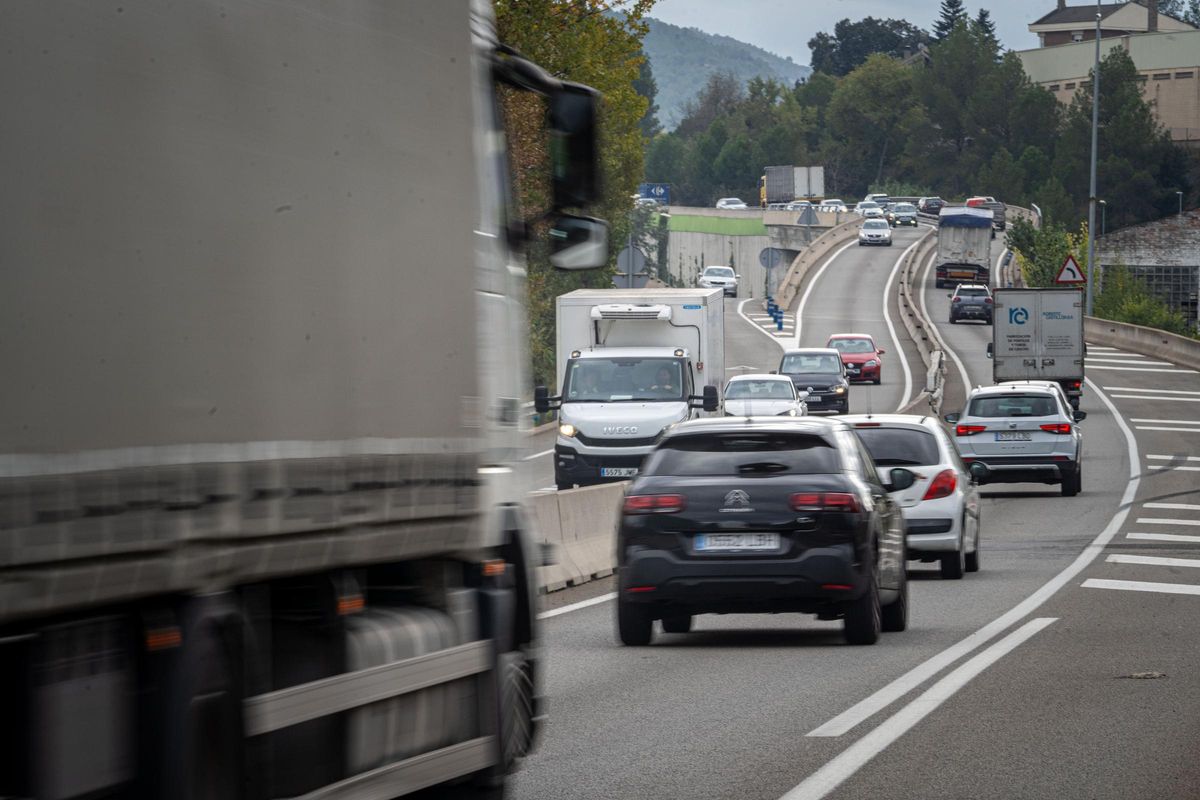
[{"left": 1055, "top": 254, "right": 1086, "bottom": 285}]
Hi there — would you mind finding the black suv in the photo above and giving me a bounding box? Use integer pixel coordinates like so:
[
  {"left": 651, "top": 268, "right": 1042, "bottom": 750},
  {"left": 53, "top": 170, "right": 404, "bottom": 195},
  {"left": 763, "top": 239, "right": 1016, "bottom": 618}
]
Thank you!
[
  {"left": 948, "top": 283, "right": 993, "bottom": 324},
  {"left": 616, "top": 418, "right": 911, "bottom": 645},
  {"left": 778, "top": 348, "right": 850, "bottom": 414}
]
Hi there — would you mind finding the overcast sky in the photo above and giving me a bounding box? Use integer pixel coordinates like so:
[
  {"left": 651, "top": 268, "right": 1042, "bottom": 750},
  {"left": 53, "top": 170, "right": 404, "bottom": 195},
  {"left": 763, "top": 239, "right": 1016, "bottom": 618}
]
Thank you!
[{"left": 648, "top": 0, "right": 1056, "bottom": 63}]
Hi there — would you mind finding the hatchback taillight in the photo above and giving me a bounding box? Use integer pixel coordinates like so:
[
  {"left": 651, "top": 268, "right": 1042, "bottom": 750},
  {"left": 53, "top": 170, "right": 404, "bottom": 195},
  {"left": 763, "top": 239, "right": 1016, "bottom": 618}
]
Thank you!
[
  {"left": 1040, "top": 423, "right": 1072, "bottom": 435},
  {"left": 623, "top": 494, "right": 686, "bottom": 514},
  {"left": 922, "top": 469, "right": 957, "bottom": 501},
  {"left": 790, "top": 492, "right": 861, "bottom": 513},
  {"left": 956, "top": 424, "right": 987, "bottom": 436}
]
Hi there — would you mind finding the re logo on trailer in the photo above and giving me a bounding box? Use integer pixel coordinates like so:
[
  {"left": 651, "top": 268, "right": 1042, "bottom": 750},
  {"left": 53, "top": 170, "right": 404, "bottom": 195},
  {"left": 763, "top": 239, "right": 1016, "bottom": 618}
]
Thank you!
[{"left": 1009, "top": 307, "right": 1030, "bottom": 325}]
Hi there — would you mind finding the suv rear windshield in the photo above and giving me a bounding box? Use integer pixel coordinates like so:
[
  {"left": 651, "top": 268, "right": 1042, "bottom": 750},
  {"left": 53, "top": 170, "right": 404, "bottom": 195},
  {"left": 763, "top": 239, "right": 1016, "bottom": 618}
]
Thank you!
[
  {"left": 957, "top": 287, "right": 989, "bottom": 297},
  {"left": 969, "top": 394, "right": 1058, "bottom": 418},
  {"left": 854, "top": 428, "right": 940, "bottom": 467},
  {"left": 643, "top": 433, "right": 840, "bottom": 476}
]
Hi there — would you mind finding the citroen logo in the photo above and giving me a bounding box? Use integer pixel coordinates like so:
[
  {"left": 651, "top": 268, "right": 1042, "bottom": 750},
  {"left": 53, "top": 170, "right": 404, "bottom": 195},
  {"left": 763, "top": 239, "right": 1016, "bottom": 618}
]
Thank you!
[{"left": 724, "top": 490, "right": 750, "bottom": 508}]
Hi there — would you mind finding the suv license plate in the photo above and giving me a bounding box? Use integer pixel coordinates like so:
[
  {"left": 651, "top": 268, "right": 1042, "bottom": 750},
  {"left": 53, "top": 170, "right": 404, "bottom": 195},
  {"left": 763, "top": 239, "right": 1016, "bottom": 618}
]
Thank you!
[
  {"left": 995, "top": 432, "right": 1032, "bottom": 441},
  {"left": 600, "top": 467, "right": 638, "bottom": 477},
  {"left": 695, "top": 533, "right": 780, "bottom": 552}
]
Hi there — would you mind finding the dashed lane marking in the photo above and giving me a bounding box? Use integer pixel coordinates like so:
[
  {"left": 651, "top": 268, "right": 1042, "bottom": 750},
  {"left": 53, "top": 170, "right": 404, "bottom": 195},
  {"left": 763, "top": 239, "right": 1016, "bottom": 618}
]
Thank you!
[
  {"left": 1145, "top": 502, "right": 1200, "bottom": 511},
  {"left": 1135, "top": 517, "right": 1200, "bottom": 527},
  {"left": 537, "top": 592, "right": 617, "bottom": 620},
  {"left": 1146, "top": 453, "right": 1200, "bottom": 460},
  {"left": 523, "top": 448, "right": 554, "bottom": 461},
  {"left": 1089, "top": 365, "right": 1199, "bottom": 373},
  {"left": 1128, "top": 532, "right": 1200, "bottom": 543},
  {"left": 1114, "top": 396, "right": 1200, "bottom": 402},
  {"left": 1090, "top": 357, "right": 1174, "bottom": 366},
  {"left": 1141, "top": 428, "right": 1200, "bottom": 435},
  {"left": 1107, "top": 554, "right": 1200, "bottom": 569},
  {"left": 1082, "top": 578, "right": 1200, "bottom": 597},
  {"left": 1105, "top": 386, "right": 1200, "bottom": 395}
]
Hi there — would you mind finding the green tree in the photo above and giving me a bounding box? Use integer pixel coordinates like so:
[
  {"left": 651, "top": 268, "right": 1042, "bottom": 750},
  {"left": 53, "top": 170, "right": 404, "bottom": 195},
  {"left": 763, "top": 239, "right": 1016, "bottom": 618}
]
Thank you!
[
  {"left": 975, "top": 8, "right": 998, "bottom": 49},
  {"left": 1033, "top": 175, "right": 1075, "bottom": 227},
  {"left": 826, "top": 53, "right": 916, "bottom": 189},
  {"left": 495, "top": 0, "right": 656, "bottom": 387},
  {"left": 1158, "top": 0, "right": 1200, "bottom": 25},
  {"left": 933, "top": 0, "right": 967, "bottom": 40},
  {"left": 978, "top": 148, "right": 1025, "bottom": 202},
  {"left": 807, "top": 17, "right": 928, "bottom": 77},
  {"left": 675, "top": 71, "right": 743, "bottom": 138},
  {"left": 633, "top": 52, "right": 661, "bottom": 138},
  {"left": 644, "top": 132, "right": 685, "bottom": 183}
]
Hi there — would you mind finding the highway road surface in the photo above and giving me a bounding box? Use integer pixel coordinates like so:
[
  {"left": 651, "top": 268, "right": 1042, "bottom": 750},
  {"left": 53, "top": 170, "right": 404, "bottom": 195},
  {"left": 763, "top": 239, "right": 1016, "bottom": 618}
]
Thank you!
[{"left": 510, "top": 226, "right": 1200, "bottom": 800}]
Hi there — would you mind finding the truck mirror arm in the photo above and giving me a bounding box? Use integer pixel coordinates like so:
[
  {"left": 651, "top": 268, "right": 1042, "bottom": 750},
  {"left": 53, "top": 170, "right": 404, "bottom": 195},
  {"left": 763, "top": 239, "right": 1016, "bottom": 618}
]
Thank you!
[{"left": 533, "top": 386, "right": 562, "bottom": 414}]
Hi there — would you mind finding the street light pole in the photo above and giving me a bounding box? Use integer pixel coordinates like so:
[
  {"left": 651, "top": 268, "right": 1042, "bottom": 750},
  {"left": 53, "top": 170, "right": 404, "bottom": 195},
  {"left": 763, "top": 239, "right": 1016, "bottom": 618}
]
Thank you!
[{"left": 1084, "top": 4, "right": 1101, "bottom": 316}]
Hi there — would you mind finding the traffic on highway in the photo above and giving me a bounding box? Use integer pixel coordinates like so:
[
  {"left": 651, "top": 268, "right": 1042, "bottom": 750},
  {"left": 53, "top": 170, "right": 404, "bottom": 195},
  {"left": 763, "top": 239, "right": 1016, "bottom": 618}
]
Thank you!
[{"left": 4, "top": 3, "right": 1199, "bottom": 800}]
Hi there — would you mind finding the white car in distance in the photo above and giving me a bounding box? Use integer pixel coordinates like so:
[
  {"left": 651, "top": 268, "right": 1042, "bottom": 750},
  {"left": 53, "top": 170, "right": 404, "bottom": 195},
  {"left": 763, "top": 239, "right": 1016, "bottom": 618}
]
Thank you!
[
  {"left": 715, "top": 197, "right": 748, "bottom": 210},
  {"left": 845, "top": 414, "right": 981, "bottom": 578},
  {"left": 723, "top": 374, "right": 808, "bottom": 417},
  {"left": 698, "top": 265, "right": 740, "bottom": 297},
  {"left": 858, "top": 219, "right": 893, "bottom": 246},
  {"left": 856, "top": 201, "right": 884, "bottom": 218}
]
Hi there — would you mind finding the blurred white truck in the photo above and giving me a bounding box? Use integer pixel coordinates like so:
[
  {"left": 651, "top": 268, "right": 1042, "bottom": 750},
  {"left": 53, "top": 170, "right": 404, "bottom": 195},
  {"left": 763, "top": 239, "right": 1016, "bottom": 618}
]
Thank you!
[{"left": 988, "top": 288, "right": 1086, "bottom": 408}]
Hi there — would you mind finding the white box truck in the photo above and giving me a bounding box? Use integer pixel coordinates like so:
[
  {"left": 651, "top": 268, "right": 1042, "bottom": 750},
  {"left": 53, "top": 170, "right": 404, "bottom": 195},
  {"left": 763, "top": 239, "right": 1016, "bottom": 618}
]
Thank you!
[
  {"left": 989, "top": 288, "right": 1086, "bottom": 408},
  {"left": 0, "top": 2, "right": 609, "bottom": 797},
  {"left": 536, "top": 289, "right": 725, "bottom": 489},
  {"left": 935, "top": 207, "right": 994, "bottom": 288}
]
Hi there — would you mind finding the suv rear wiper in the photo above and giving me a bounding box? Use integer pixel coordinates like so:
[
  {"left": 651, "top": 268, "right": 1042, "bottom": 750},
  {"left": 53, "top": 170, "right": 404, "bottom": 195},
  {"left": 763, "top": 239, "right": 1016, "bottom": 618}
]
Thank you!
[{"left": 737, "top": 461, "right": 789, "bottom": 474}]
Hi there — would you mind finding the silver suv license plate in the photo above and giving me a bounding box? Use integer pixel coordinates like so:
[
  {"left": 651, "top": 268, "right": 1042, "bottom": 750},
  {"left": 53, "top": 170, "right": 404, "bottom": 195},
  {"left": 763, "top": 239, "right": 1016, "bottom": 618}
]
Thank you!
[
  {"left": 995, "top": 432, "right": 1032, "bottom": 441},
  {"left": 695, "top": 533, "right": 779, "bottom": 552}
]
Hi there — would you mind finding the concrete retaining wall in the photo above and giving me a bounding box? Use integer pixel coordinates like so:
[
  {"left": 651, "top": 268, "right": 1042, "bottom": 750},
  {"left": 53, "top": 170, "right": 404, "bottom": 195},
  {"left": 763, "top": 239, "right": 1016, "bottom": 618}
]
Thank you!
[
  {"left": 666, "top": 231, "right": 771, "bottom": 299},
  {"left": 1084, "top": 317, "right": 1200, "bottom": 372},
  {"left": 532, "top": 483, "right": 624, "bottom": 592},
  {"left": 775, "top": 220, "right": 861, "bottom": 309}
]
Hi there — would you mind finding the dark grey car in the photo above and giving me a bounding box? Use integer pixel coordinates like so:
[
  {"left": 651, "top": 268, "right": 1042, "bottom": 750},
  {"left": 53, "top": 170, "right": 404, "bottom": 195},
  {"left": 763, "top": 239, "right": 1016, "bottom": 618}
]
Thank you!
[{"left": 948, "top": 284, "right": 993, "bottom": 324}]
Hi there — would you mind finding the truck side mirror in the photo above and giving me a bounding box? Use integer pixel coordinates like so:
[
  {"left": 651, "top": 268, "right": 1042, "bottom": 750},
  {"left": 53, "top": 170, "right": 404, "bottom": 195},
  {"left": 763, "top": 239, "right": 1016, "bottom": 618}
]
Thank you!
[
  {"left": 534, "top": 386, "right": 561, "bottom": 413},
  {"left": 549, "top": 82, "right": 600, "bottom": 209},
  {"left": 985, "top": 343, "right": 994, "bottom": 359},
  {"left": 690, "top": 385, "right": 719, "bottom": 412},
  {"left": 548, "top": 214, "right": 609, "bottom": 270}
]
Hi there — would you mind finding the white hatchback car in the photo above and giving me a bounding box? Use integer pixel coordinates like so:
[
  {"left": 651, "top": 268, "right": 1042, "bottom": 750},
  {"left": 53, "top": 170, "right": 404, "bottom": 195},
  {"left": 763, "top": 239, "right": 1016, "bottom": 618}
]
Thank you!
[
  {"left": 945, "top": 384, "right": 1086, "bottom": 497},
  {"left": 723, "top": 374, "right": 808, "bottom": 417},
  {"left": 698, "top": 265, "right": 740, "bottom": 297},
  {"left": 846, "top": 415, "right": 981, "bottom": 578}
]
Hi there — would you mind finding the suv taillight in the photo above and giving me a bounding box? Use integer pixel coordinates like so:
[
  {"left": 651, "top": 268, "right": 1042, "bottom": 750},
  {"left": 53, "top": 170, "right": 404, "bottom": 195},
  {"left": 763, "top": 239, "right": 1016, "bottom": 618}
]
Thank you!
[
  {"left": 951, "top": 296, "right": 961, "bottom": 303},
  {"left": 790, "top": 492, "right": 861, "bottom": 513},
  {"left": 1040, "top": 423, "right": 1072, "bottom": 435},
  {"left": 623, "top": 494, "right": 686, "bottom": 514},
  {"left": 956, "top": 424, "right": 987, "bottom": 436},
  {"left": 983, "top": 297, "right": 994, "bottom": 304},
  {"left": 922, "top": 469, "right": 957, "bottom": 500}
]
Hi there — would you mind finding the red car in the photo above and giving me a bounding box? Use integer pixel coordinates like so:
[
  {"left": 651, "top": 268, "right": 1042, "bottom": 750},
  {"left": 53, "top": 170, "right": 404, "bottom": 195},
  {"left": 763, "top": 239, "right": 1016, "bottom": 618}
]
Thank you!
[{"left": 826, "top": 333, "right": 885, "bottom": 384}]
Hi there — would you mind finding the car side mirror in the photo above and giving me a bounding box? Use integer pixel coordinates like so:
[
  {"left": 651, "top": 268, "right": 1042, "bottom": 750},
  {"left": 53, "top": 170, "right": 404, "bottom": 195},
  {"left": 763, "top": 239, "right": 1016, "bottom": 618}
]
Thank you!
[
  {"left": 944, "top": 412, "right": 961, "bottom": 424},
  {"left": 887, "top": 468, "right": 916, "bottom": 492},
  {"left": 877, "top": 348, "right": 886, "bottom": 355},
  {"left": 946, "top": 293, "right": 953, "bottom": 298},
  {"left": 736, "top": 274, "right": 742, "bottom": 279},
  {"left": 985, "top": 343, "right": 994, "bottom": 359},
  {"left": 769, "top": 370, "right": 777, "bottom": 374},
  {"left": 548, "top": 214, "right": 609, "bottom": 270},
  {"left": 534, "top": 385, "right": 561, "bottom": 413},
  {"left": 548, "top": 82, "right": 600, "bottom": 209},
  {"left": 1073, "top": 410, "right": 1088, "bottom": 422},
  {"left": 969, "top": 462, "right": 990, "bottom": 482}
]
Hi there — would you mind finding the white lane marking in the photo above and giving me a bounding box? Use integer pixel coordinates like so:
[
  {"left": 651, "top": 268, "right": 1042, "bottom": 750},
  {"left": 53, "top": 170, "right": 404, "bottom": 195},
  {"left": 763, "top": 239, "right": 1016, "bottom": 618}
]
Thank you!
[
  {"left": 738, "top": 297, "right": 789, "bottom": 351},
  {"left": 536, "top": 592, "right": 616, "bottom": 620},
  {"left": 1128, "top": 531, "right": 1200, "bottom": 543},
  {"left": 918, "top": 248, "right": 972, "bottom": 398},
  {"left": 807, "top": 378, "right": 1139, "bottom": 739},
  {"left": 792, "top": 240, "right": 858, "bottom": 349},
  {"left": 1146, "top": 453, "right": 1200, "bottom": 460},
  {"left": 523, "top": 448, "right": 554, "bottom": 461},
  {"left": 1145, "top": 502, "right": 1200, "bottom": 511},
  {"left": 1090, "top": 357, "right": 1173, "bottom": 366},
  {"left": 1086, "top": 351, "right": 1145, "bottom": 358},
  {"left": 1141, "top": 429, "right": 1200, "bottom": 435},
  {"left": 1106, "top": 386, "right": 1200, "bottom": 396},
  {"left": 786, "top": 619, "right": 1058, "bottom": 800},
  {"left": 882, "top": 237, "right": 924, "bottom": 410},
  {"left": 1107, "top": 554, "right": 1200, "bottom": 568},
  {"left": 1150, "top": 464, "right": 1200, "bottom": 470},
  {"left": 1089, "top": 365, "right": 1198, "bottom": 373},
  {"left": 1086, "top": 345, "right": 1119, "bottom": 350},
  {"left": 1113, "top": 395, "right": 1200, "bottom": 402},
  {"left": 1136, "top": 517, "right": 1200, "bottom": 527},
  {"left": 1082, "top": 578, "right": 1200, "bottom": 596}
]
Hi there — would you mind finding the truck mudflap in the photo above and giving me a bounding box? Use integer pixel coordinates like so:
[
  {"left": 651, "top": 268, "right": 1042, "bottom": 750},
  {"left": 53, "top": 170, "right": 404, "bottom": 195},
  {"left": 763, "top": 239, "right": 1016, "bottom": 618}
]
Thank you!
[{"left": 937, "top": 266, "right": 990, "bottom": 288}]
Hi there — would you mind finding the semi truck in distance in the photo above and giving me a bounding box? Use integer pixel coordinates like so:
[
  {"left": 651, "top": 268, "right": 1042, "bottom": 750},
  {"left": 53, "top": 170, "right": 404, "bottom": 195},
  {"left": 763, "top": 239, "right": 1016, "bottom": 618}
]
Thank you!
[
  {"left": 935, "top": 207, "right": 995, "bottom": 288},
  {"left": 760, "top": 165, "right": 826, "bottom": 207},
  {"left": 988, "top": 288, "right": 1086, "bottom": 409},
  {"left": 536, "top": 289, "right": 724, "bottom": 490},
  {"left": 0, "top": 2, "right": 608, "bottom": 798}
]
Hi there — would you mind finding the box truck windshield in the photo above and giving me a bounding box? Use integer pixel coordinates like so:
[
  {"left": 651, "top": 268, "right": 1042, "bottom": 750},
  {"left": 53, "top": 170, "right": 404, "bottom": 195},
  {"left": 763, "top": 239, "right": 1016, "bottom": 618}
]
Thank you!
[{"left": 564, "top": 357, "right": 686, "bottom": 402}]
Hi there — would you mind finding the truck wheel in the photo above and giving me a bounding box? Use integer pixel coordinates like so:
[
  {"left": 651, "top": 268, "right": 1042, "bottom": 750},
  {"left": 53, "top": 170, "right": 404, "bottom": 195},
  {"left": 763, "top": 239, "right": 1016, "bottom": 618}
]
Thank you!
[
  {"left": 1062, "top": 464, "right": 1081, "bottom": 497},
  {"left": 616, "top": 597, "right": 653, "bottom": 646},
  {"left": 940, "top": 546, "right": 965, "bottom": 580}
]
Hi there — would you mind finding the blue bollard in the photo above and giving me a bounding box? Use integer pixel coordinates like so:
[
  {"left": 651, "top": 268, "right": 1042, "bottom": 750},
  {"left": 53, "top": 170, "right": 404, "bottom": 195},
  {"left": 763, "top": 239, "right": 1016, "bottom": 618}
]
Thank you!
[{"left": 775, "top": 316, "right": 784, "bottom": 331}]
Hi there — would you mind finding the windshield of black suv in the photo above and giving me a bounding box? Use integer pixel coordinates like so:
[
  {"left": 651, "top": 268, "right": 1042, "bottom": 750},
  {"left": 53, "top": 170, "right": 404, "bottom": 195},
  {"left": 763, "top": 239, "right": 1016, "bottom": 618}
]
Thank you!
[
  {"left": 563, "top": 357, "right": 685, "bottom": 402},
  {"left": 968, "top": 393, "right": 1058, "bottom": 418},
  {"left": 725, "top": 380, "right": 795, "bottom": 400},
  {"left": 780, "top": 353, "right": 842, "bottom": 374},
  {"left": 643, "top": 432, "right": 840, "bottom": 476},
  {"left": 855, "top": 427, "right": 941, "bottom": 466}
]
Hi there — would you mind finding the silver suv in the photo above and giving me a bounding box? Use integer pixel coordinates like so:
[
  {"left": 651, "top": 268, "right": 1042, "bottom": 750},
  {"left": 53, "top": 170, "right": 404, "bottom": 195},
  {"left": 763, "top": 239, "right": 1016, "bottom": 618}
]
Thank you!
[{"left": 944, "top": 383, "right": 1086, "bottom": 497}]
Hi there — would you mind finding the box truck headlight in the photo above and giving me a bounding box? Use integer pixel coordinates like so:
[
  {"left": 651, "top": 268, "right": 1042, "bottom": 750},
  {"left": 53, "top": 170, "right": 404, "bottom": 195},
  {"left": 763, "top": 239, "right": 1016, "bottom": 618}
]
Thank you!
[{"left": 559, "top": 423, "right": 577, "bottom": 438}]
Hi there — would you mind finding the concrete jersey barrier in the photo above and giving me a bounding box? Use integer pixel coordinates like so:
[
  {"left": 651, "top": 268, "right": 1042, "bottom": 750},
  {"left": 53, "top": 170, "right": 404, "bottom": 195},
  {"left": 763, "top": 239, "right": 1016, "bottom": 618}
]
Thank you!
[
  {"left": 774, "top": 219, "right": 861, "bottom": 309},
  {"left": 532, "top": 482, "right": 625, "bottom": 592},
  {"left": 1084, "top": 317, "right": 1200, "bottom": 372}
]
